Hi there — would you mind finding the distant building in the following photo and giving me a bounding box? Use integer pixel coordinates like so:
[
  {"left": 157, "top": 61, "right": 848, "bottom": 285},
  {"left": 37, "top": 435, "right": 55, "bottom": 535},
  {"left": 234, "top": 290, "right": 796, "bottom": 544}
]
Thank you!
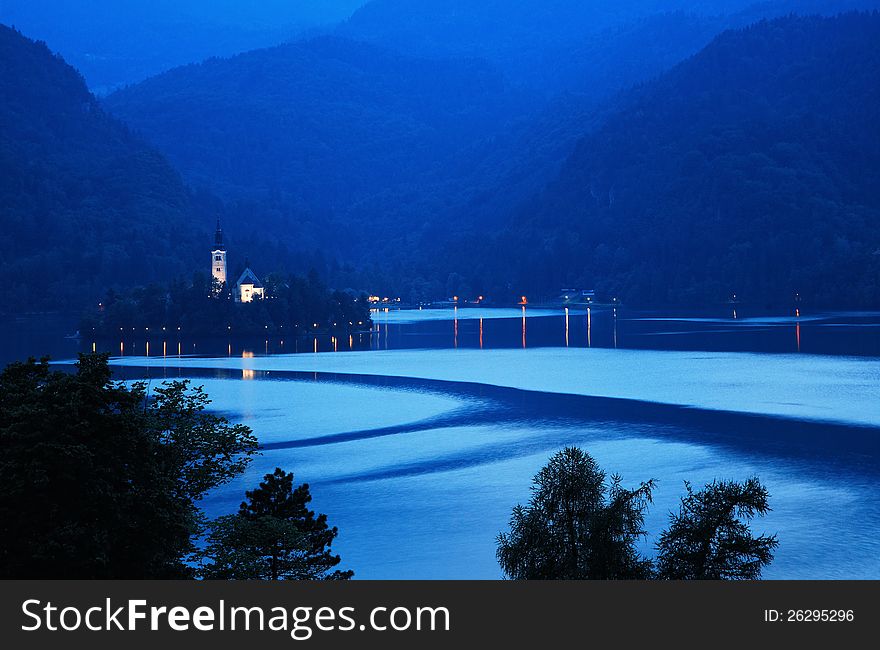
[
  {"left": 559, "top": 289, "right": 596, "bottom": 303},
  {"left": 210, "top": 219, "right": 264, "bottom": 302},
  {"left": 211, "top": 219, "right": 227, "bottom": 288},
  {"left": 234, "top": 265, "right": 265, "bottom": 303}
]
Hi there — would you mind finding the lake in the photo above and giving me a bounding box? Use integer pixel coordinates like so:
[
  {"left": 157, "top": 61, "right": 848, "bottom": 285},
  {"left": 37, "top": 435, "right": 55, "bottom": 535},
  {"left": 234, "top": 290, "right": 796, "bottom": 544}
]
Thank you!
[{"left": 6, "top": 306, "right": 880, "bottom": 579}]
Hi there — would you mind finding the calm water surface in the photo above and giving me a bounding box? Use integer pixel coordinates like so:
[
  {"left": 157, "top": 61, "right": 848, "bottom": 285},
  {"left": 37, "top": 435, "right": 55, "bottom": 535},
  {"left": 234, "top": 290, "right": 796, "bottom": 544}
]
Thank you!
[{"left": 3, "top": 307, "right": 880, "bottom": 579}]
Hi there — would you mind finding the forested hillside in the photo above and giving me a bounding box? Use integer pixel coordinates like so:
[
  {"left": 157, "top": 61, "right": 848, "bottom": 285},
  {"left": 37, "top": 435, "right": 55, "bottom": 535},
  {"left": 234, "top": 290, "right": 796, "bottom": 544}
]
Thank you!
[
  {"left": 490, "top": 14, "right": 880, "bottom": 307},
  {"left": 3, "top": 6, "right": 880, "bottom": 311},
  {"left": 341, "top": 0, "right": 755, "bottom": 94},
  {"left": 0, "top": 25, "right": 203, "bottom": 312},
  {"left": 392, "top": 0, "right": 880, "bottom": 248},
  {"left": 342, "top": 0, "right": 878, "bottom": 94},
  {"left": 104, "top": 36, "right": 524, "bottom": 250},
  {"left": 0, "top": 0, "right": 367, "bottom": 93}
]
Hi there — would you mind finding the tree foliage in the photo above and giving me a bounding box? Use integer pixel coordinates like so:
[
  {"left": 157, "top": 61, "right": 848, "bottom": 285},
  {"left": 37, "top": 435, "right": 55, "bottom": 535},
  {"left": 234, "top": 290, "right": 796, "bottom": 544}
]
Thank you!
[
  {"left": 0, "top": 353, "right": 257, "bottom": 578},
  {"left": 656, "top": 478, "right": 778, "bottom": 580},
  {"left": 493, "top": 14, "right": 880, "bottom": 307},
  {"left": 82, "top": 269, "right": 372, "bottom": 337},
  {"left": 497, "top": 447, "right": 655, "bottom": 579},
  {"left": 199, "top": 468, "right": 353, "bottom": 580},
  {"left": 0, "top": 25, "right": 205, "bottom": 313},
  {"left": 5, "top": 13, "right": 880, "bottom": 311},
  {"left": 497, "top": 448, "right": 779, "bottom": 580}
]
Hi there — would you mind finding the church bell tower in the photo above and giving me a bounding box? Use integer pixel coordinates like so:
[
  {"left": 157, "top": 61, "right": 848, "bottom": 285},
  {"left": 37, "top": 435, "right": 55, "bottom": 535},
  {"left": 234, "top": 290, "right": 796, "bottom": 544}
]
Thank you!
[{"left": 211, "top": 218, "right": 227, "bottom": 289}]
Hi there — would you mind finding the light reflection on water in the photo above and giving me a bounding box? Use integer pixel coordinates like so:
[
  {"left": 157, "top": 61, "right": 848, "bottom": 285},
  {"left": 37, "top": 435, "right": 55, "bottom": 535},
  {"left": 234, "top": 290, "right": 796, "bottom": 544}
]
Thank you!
[
  {"left": 9, "top": 308, "right": 878, "bottom": 365},
  {"left": 133, "top": 368, "right": 878, "bottom": 580},
  {"left": 89, "top": 308, "right": 880, "bottom": 360},
  {"left": 3, "top": 310, "right": 880, "bottom": 578}
]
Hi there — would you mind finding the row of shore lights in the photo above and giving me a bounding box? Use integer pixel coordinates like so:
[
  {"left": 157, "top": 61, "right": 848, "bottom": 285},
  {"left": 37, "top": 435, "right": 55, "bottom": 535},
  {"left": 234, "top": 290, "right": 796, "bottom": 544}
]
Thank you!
[{"left": 105, "top": 321, "right": 366, "bottom": 334}]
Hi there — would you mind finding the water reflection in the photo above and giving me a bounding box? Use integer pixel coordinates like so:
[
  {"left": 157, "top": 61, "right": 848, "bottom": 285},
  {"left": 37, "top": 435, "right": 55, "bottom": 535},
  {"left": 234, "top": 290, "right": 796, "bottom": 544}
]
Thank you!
[
  {"left": 587, "top": 308, "right": 592, "bottom": 348},
  {"left": 242, "top": 350, "right": 255, "bottom": 380},
  {"left": 51, "top": 307, "right": 880, "bottom": 365},
  {"left": 164, "top": 366, "right": 880, "bottom": 580},
  {"left": 564, "top": 308, "right": 569, "bottom": 347},
  {"left": 612, "top": 307, "right": 618, "bottom": 349}
]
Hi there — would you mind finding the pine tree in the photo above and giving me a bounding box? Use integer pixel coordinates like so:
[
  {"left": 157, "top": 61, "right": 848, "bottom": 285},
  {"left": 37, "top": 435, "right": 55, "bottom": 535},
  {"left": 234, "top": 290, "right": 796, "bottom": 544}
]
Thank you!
[
  {"left": 200, "top": 468, "right": 352, "bottom": 580},
  {"left": 0, "top": 354, "right": 257, "bottom": 578},
  {"left": 497, "top": 447, "right": 655, "bottom": 580},
  {"left": 656, "top": 478, "right": 778, "bottom": 580}
]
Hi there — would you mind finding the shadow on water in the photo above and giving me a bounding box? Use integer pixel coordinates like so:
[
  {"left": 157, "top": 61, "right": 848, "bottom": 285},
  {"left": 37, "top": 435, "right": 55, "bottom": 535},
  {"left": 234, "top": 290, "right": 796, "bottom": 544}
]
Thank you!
[{"left": 112, "top": 365, "right": 880, "bottom": 485}]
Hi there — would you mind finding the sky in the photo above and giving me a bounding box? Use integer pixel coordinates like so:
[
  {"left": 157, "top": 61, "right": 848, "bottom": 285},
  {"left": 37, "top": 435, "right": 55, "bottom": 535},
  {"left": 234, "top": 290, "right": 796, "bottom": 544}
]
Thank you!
[{"left": 0, "top": 0, "right": 368, "bottom": 92}]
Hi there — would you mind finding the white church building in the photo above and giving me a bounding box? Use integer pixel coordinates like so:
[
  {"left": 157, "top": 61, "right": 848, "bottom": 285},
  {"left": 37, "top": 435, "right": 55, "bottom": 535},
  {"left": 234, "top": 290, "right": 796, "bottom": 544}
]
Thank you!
[
  {"left": 211, "top": 219, "right": 265, "bottom": 303},
  {"left": 234, "top": 267, "right": 265, "bottom": 303}
]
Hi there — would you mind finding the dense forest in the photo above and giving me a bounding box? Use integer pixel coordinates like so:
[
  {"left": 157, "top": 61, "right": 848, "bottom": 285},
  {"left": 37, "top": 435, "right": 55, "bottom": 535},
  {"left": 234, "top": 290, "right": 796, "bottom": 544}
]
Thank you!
[
  {"left": 0, "top": 25, "right": 375, "bottom": 314},
  {"left": 486, "top": 14, "right": 880, "bottom": 307},
  {"left": 0, "top": 25, "right": 204, "bottom": 313},
  {"left": 83, "top": 270, "right": 372, "bottom": 338},
  {"left": 3, "top": 4, "right": 880, "bottom": 311},
  {"left": 105, "top": 36, "right": 522, "bottom": 214}
]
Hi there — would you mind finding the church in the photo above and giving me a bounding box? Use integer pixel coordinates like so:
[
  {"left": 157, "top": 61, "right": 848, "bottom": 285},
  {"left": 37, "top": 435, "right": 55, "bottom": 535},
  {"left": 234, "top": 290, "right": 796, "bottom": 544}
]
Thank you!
[{"left": 211, "top": 219, "right": 265, "bottom": 303}]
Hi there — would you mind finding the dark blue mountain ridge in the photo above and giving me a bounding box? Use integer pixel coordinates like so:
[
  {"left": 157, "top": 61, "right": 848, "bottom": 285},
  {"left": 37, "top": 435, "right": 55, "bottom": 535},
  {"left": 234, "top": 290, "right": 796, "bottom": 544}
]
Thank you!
[
  {"left": 340, "top": 0, "right": 879, "bottom": 94},
  {"left": 101, "top": 0, "right": 880, "bottom": 302},
  {"left": 0, "top": 24, "right": 205, "bottom": 312},
  {"left": 0, "top": 0, "right": 368, "bottom": 93},
  {"left": 4, "top": 6, "right": 880, "bottom": 309},
  {"left": 103, "top": 35, "right": 526, "bottom": 236},
  {"left": 483, "top": 13, "right": 880, "bottom": 307}
]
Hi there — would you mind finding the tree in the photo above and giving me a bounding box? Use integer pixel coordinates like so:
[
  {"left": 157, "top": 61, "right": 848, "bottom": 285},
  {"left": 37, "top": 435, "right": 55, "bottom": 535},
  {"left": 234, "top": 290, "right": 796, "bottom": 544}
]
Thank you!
[
  {"left": 146, "top": 380, "right": 257, "bottom": 504},
  {"left": 497, "top": 447, "right": 655, "bottom": 580},
  {"left": 656, "top": 478, "right": 778, "bottom": 580},
  {"left": 199, "top": 468, "right": 353, "bottom": 580},
  {"left": 0, "top": 354, "right": 258, "bottom": 578}
]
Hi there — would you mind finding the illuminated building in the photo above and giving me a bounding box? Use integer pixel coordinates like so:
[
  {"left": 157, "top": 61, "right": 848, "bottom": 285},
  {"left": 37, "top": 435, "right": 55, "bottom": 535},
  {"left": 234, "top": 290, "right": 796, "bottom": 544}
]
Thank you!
[
  {"left": 211, "top": 218, "right": 227, "bottom": 289},
  {"left": 234, "top": 266, "right": 265, "bottom": 303}
]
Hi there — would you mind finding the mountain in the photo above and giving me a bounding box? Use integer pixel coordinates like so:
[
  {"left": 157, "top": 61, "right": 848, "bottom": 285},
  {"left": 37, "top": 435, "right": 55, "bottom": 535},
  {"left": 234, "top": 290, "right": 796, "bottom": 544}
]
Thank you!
[
  {"left": 386, "top": 0, "right": 880, "bottom": 241},
  {"left": 487, "top": 13, "right": 880, "bottom": 307},
  {"left": 0, "top": 25, "right": 204, "bottom": 312},
  {"left": 340, "top": 0, "right": 805, "bottom": 95},
  {"left": 11, "top": 5, "right": 878, "bottom": 310},
  {"left": 101, "top": 1, "right": 880, "bottom": 305},
  {"left": 0, "top": 0, "right": 368, "bottom": 94},
  {"left": 103, "top": 36, "right": 525, "bottom": 253}
]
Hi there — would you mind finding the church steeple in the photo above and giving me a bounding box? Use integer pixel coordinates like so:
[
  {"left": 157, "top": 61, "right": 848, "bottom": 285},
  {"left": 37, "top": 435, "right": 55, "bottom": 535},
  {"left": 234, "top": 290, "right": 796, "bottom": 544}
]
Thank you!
[
  {"left": 214, "top": 218, "right": 225, "bottom": 250},
  {"left": 211, "top": 218, "right": 228, "bottom": 289}
]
